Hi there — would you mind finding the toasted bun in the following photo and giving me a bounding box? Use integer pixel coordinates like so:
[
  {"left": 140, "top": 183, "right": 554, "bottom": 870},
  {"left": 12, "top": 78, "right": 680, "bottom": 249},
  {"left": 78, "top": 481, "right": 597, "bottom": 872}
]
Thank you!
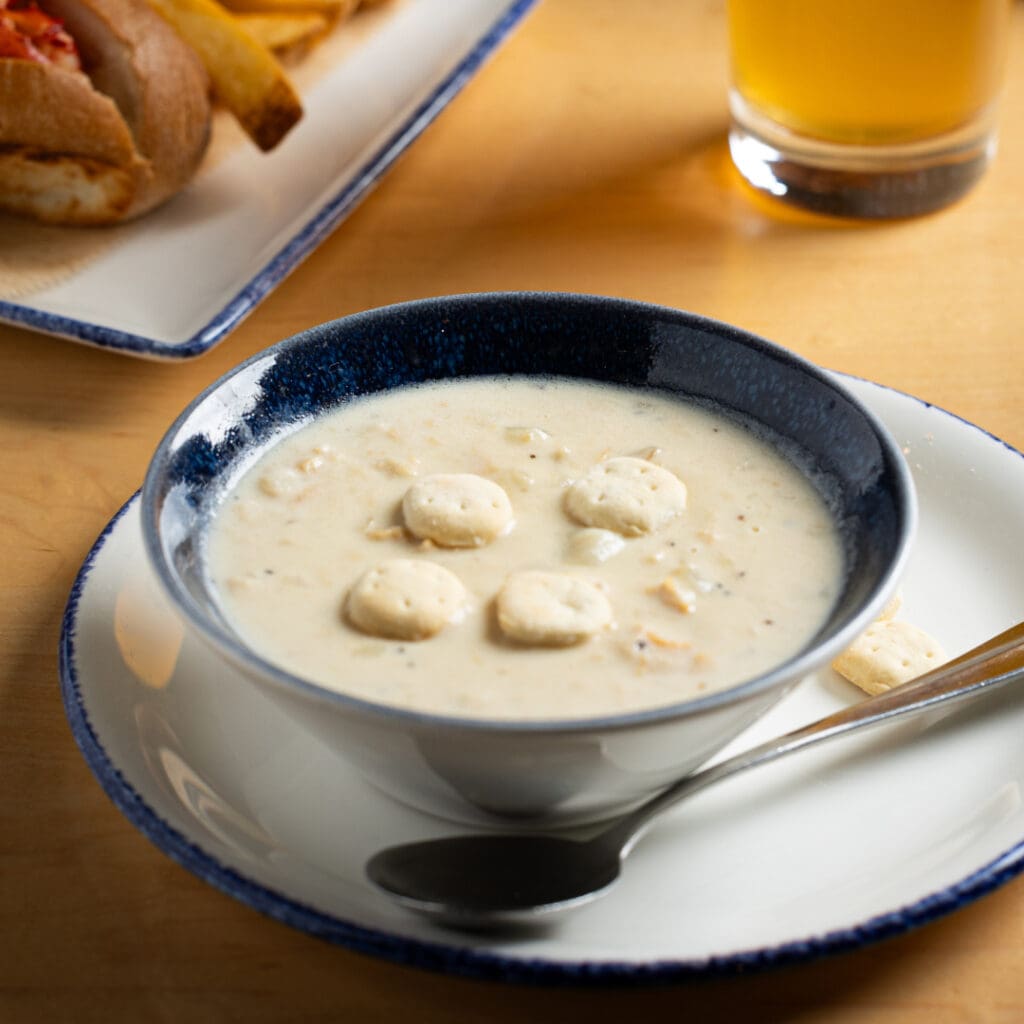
[{"left": 0, "top": 0, "right": 212, "bottom": 225}]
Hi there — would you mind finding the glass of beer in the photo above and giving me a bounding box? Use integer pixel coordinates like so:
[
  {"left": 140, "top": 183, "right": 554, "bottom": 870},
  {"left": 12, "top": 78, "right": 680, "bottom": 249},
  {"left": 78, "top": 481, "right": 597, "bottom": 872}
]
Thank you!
[{"left": 727, "top": 0, "right": 1014, "bottom": 217}]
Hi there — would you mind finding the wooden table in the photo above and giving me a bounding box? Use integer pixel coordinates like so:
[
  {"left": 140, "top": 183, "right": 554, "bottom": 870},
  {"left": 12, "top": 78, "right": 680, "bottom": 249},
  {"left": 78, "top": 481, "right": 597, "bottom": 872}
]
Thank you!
[{"left": 3, "top": 2, "right": 1024, "bottom": 1019}]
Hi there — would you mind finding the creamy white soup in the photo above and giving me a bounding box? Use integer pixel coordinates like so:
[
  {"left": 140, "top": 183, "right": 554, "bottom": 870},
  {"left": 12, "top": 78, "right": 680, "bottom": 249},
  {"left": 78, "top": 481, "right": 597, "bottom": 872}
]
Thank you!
[{"left": 207, "top": 377, "right": 844, "bottom": 719}]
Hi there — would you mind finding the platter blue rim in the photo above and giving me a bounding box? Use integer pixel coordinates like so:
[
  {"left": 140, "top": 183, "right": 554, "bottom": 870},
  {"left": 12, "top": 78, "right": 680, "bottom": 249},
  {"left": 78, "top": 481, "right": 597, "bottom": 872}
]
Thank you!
[{"left": 0, "top": 0, "right": 539, "bottom": 361}]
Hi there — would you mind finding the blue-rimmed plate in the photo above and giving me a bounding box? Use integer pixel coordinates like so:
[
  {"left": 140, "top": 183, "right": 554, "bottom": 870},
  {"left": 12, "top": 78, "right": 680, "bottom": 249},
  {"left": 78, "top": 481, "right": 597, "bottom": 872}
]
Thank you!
[
  {"left": 0, "top": 0, "right": 537, "bottom": 360},
  {"left": 59, "top": 378, "right": 1024, "bottom": 982}
]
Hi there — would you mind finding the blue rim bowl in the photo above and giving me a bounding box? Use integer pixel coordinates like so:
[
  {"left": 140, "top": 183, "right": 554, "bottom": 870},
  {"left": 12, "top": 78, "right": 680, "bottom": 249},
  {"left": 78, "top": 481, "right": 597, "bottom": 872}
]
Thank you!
[{"left": 140, "top": 292, "right": 916, "bottom": 823}]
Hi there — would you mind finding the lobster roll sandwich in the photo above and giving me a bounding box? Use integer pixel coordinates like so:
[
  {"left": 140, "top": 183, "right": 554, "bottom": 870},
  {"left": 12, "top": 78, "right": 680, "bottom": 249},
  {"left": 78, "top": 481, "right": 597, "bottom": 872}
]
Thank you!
[{"left": 0, "top": 0, "right": 212, "bottom": 225}]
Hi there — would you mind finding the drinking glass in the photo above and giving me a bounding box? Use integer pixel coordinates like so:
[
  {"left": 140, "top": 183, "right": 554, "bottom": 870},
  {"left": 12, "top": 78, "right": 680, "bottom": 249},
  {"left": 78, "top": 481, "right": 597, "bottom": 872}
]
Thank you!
[{"left": 727, "top": 0, "right": 1014, "bottom": 217}]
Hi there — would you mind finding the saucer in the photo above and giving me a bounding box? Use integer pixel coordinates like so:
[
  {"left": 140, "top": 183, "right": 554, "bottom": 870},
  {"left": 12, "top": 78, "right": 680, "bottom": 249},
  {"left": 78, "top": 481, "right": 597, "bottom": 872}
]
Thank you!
[{"left": 59, "top": 377, "right": 1024, "bottom": 983}]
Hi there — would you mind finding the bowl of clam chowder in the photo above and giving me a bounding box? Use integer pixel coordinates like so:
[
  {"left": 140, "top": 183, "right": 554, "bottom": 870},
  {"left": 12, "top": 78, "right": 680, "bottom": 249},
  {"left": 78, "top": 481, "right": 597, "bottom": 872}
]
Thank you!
[{"left": 141, "top": 293, "right": 915, "bottom": 825}]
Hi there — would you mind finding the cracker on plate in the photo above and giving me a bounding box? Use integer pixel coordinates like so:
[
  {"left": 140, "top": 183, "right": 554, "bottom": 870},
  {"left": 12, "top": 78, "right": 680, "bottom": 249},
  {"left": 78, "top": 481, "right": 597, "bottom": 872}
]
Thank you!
[{"left": 832, "top": 617, "right": 946, "bottom": 696}]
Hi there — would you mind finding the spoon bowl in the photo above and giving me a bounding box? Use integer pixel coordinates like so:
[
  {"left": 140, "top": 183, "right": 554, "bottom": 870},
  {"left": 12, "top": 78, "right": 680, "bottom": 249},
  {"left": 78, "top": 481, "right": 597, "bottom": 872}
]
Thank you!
[
  {"left": 367, "top": 834, "right": 619, "bottom": 929},
  {"left": 367, "top": 621, "right": 1024, "bottom": 930}
]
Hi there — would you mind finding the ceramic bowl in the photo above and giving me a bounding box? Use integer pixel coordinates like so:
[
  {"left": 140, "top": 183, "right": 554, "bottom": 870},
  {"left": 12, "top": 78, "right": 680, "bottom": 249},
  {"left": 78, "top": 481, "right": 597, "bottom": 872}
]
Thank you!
[{"left": 141, "top": 292, "right": 916, "bottom": 826}]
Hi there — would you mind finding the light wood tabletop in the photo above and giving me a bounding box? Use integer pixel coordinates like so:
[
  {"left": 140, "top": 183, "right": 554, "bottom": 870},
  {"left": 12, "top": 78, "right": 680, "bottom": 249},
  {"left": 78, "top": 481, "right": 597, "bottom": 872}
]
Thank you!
[{"left": 3, "top": 1, "right": 1024, "bottom": 1020}]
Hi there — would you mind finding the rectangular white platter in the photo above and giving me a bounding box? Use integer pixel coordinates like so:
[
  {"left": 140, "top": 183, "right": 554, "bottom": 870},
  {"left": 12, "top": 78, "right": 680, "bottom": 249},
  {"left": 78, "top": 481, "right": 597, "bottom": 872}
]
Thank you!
[{"left": 0, "top": 0, "right": 537, "bottom": 360}]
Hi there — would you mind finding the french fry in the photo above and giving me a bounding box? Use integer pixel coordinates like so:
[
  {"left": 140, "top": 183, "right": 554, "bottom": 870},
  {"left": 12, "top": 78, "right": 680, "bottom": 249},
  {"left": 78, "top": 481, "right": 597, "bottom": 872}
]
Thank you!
[
  {"left": 218, "top": 0, "right": 357, "bottom": 19},
  {"left": 147, "top": 0, "right": 303, "bottom": 151},
  {"left": 235, "top": 11, "right": 330, "bottom": 61}
]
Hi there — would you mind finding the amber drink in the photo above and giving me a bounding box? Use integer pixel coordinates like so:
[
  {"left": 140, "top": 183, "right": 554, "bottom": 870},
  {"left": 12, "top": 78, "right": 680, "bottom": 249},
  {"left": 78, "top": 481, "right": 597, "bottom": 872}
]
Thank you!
[{"left": 727, "top": 0, "right": 1013, "bottom": 217}]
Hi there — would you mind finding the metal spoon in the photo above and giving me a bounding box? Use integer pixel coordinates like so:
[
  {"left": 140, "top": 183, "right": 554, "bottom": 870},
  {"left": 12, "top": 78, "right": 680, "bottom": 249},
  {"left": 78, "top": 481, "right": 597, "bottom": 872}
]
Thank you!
[{"left": 366, "top": 621, "right": 1024, "bottom": 930}]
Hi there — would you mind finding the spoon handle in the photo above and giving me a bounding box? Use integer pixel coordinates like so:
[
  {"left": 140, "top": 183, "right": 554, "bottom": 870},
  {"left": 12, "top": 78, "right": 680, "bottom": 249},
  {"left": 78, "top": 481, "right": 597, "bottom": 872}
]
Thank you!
[{"left": 607, "top": 620, "right": 1024, "bottom": 858}]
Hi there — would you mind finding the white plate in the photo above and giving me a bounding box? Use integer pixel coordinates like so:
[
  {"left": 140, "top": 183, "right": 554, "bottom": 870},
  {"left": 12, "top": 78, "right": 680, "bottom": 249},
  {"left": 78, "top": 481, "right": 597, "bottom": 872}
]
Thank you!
[
  {"left": 59, "top": 377, "right": 1024, "bottom": 982},
  {"left": 0, "top": 0, "right": 536, "bottom": 360}
]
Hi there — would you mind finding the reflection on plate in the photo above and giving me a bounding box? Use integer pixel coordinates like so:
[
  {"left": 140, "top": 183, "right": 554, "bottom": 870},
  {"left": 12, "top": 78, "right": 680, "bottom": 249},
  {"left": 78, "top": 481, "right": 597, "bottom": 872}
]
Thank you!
[
  {"left": 0, "top": 0, "right": 537, "bottom": 360},
  {"left": 59, "top": 378, "right": 1024, "bottom": 982}
]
